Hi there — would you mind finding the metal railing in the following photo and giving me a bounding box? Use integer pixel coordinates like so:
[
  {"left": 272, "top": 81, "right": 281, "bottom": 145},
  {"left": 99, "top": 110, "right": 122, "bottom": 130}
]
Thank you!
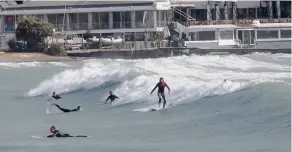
[
  {"left": 179, "top": 18, "right": 291, "bottom": 26},
  {"left": 172, "top": 7, "right": 196, "bottom": 21}
]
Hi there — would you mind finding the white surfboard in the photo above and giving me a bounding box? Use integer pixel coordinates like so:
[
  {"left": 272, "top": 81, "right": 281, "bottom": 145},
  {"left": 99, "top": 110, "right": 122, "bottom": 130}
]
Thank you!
[
  {"left": 133, "top": 104, "right": 175, "bottom": 112},
  {"left": 32, "top": 135, "right": 91, "bottom": 138},
  {"left": 32, "top": 136, "right": 44, "bottom": 139}
]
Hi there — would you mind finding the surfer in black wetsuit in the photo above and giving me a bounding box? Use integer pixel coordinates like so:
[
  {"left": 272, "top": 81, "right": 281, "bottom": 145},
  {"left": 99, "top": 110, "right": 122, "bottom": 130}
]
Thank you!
[
  {"left": 52, "top": 103, "right": 81, "bottom": 113},
  {"left": 47, "top": 126, "right": 86, "bottom": 138},
  {"left": 52, "top": 92, "right": 61, "bottom": 100},
  {"left": 150, "top": 77, "right": 171, "bottom": 108},
  {"left": 105, "top": 91, "right": 119, "bottom": 104}
]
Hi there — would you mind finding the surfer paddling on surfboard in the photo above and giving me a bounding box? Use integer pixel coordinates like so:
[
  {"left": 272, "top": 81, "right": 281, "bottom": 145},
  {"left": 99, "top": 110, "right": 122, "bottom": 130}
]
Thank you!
[
  {"left": 150, "top": 77, "right": 170, "bottom": 108},
  {"left": 47, "top": 126, "right": 87, "bottom": 138},
  {"left": 105, "top": 91, "right": 119, "bottom": 104},
  {"left": 52, "top": 103, "right": 81, "bottom": 113}
]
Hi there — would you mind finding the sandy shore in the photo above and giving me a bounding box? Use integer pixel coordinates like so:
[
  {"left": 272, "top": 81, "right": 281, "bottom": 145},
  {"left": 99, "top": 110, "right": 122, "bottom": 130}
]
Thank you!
[{"left": 0, "top": 52, "right": 81, "bottom": 62}]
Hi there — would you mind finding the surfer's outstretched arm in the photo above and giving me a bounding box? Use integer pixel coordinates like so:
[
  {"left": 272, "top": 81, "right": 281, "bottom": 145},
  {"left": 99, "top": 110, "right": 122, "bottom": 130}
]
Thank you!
[
  {"left": 150, "top": 84, "right": 158, "bottom": 95},
  {"left": 114, "top": 95, "right": 119, "bottom": 99},
  {"left": 165, "top": 83, "right": 171, "bottom": 93}
]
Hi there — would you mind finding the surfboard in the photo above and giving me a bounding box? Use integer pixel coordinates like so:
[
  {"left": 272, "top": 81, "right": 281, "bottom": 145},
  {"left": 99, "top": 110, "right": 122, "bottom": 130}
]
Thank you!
[
  {"left": 32, "top": 135, "right": 91, "bottom": 138},
  {"left": 134, "top": 104, "right": 175, "bottom": 112},
  {"left": 32, "top": 136, "right": 44, "bottom": 139}
]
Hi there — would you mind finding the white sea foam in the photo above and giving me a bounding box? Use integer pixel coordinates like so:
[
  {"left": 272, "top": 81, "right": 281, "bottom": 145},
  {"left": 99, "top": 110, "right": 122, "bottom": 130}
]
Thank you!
[{"left": 26, "top": 54, "right": 291, "bottom": 109}]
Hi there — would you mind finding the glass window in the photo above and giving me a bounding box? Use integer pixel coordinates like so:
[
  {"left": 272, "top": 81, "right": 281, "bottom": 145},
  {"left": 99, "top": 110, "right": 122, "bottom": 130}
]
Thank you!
[
  {"left": 228, "top": 8, "right": 233, "bottom": 19},
  {"left": 134, "top": 32, "right": 145, "bottom": 41},
  {"left": 280, "top": 30, "right": 291, "bottom": 38},
  {"left": 100, "top": 12, "right": 109, "bottom": 29},
  {"left": 4, "top": 16, "right": 15, "bottom": 32},
  {"left": 92, "top": 12, "right": 100, "bottom": 29},
  {"left": 197, "top": 31, "right": 215, "bottom": 41},
  {"left": 122, "top": 11, "right": 131, "bottom": 28},
  {"left": 69, "top": 13, "right": 78, "bottom": 30},
  {"left": 219, "top": 31, "right": 233, "bottom": 40},
  {"left": 79, "top": 13, "right": 88, "bottom": 30},
  {"left": 257, "top": 30, "right": 278, "bottom": 39},
  {"left": 195, "top": 9, "right": 207, "bottom": 21},
  {"left": 220, "top": 8, "right": 225, "bottom": 20},
  {"left": 135, "top": 11, "right": 144, "bottom": 28},
  {"left": 211, "top": 9, "right": 216, "bottom": 20},
  {"left": 47, "top": 14, "right": 57, "bottom": 25},
  {"left": 189, "top": 32, "right": 196, "bottom": 41},
  {"left": 113, "top": 12, "right": 121, "bottom": 29}
]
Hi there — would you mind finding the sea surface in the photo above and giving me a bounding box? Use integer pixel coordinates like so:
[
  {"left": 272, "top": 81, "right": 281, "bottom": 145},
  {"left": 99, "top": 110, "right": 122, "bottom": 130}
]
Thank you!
[{"left": 0, "top": 53, "right": 290, "bottom": 152}]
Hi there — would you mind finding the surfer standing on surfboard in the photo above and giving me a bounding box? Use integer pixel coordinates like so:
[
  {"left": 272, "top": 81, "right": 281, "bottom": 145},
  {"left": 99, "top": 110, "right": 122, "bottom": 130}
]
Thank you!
[{"left": 150, "top": 77, "right": 171, "bottom": 108}]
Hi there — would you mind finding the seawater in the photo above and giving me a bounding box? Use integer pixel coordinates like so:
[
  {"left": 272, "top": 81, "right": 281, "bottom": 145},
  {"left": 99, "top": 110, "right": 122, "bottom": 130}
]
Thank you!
[{"left": 0, "top": 53, "right": 290, "bottom": 152}]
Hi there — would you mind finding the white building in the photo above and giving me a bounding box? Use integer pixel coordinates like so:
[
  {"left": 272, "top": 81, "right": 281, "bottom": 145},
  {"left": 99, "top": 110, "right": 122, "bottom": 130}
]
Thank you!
[{"left": 0, "top": 0, "right": 291, "bottom": 50}]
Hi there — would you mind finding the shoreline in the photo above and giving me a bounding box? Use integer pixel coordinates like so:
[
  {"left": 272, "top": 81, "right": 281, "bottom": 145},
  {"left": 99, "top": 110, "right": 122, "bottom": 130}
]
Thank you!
[
  {"left": 0, "top": 52, "right": 88, "bottom": 62},
  {"left": 0, "top": 49, "right": 290, "bottom": 62}
]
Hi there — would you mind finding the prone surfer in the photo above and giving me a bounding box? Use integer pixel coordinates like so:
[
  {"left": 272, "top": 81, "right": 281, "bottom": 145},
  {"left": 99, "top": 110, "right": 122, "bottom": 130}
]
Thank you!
[
  {"left": 47, "top": 126, "right": 86, "bottom": 138},
  {"left": 150, "top": 77, "right": 170, "bottom": 108},
  {"left": 52, "top": 103, "right": 81, "bottom": 113},
  {"left": 105, "top": 91, "right": 119, "bottom": 104}
]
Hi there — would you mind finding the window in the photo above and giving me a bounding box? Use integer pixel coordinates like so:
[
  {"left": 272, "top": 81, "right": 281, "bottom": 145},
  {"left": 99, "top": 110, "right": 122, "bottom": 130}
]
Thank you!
[
  {"left": 219, "top": 31, "right": 233, "bottom": 40},
  {"left": 189, "top": 32, "right": 196, "bottom": 41},
  {"left": 122, "top": 11, "right": 131, "bottom": 28},
  {"left": 280, "top": 30, "right": 291, "bottom": 38},
  {"left": 211, "top": 9, "right": 216, "bottom": 20},
  {"left": 220, "top": 8, "right": 225, "bottom": 20},
  {"left": 197, "top": 31, "right": 215, "bottom": 41},
  {"left": 257, "top": 30, "right": 278, "bottom": 39},
  {"left": 4, "top": 16, "right": 15, "bottom": 32},
  {"left": 79, "top": 13, "right": 88, "bottom": 30},
  {"left": 113, "top": 12, "right": 121, "bottom": 29},
  {"left": 135, "top": 11, "right": 144, "bottom": 28},
  {"left": 195, "top": 9, "right": 207, "bottom": 21}
]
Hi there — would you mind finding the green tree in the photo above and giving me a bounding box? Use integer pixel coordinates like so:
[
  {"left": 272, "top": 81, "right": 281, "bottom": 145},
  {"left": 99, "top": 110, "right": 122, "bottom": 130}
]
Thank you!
[{"left": 15, "top": 16, "right": 54, "bottom": 51}]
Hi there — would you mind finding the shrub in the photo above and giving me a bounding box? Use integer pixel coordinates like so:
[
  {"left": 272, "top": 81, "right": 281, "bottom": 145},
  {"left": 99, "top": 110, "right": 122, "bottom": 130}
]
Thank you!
[{"left": 46, "top": 43, "right": 66, "bottom": 56}]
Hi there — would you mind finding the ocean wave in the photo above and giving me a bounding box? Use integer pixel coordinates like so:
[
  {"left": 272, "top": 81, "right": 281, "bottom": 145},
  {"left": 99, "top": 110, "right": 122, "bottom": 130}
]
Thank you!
[
  {"left": 26, "top": 54, "right": 291, "bottom": 106},
  {"left": 0, "top": 62, "right": 41, "bottom": 68}
]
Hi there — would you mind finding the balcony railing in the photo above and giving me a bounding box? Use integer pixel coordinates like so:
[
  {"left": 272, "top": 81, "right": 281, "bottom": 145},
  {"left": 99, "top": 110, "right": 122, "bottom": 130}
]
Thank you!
[
  {"left": 180, "top": 18, "right": 291, "bottom": 26},
  {"left": 113, "top": 22, "right": 132, "bottom": 29}
]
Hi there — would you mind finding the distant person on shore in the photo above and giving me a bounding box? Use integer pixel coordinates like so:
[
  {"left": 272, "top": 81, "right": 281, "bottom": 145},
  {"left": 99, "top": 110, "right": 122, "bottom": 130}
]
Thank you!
[
  {"left": 150, "top": 77, "right": 171, "bottom": 108},
  {"left": 47, "top": 126, "right": 87, "bottom": 138},
  {"left": 52, "top": 103, "right": 81, "bottom": 113},
  {"left": 52, "top": 92, "right": 61, "bottom": 100},
  {"left": 105, "top": 91, "right": 119, "bottom": 104}
]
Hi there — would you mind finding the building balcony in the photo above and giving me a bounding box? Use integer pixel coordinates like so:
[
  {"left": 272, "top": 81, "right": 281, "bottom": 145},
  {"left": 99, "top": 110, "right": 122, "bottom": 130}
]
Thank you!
[{"left": 180, "top": 18, "right": 292, "bottom": 27}]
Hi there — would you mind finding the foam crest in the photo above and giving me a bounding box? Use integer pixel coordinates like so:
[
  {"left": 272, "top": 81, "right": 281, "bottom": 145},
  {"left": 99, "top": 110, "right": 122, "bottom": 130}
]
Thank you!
[
  {"left": 26, "top": 61, "right": 139, "bottom": 96},
  {"left": 0, "top": 62, "right": 41, "bottom": 68}
]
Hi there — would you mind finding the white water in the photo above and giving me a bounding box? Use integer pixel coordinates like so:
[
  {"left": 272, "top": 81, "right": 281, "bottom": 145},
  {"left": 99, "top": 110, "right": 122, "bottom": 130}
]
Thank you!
[{"left": 26, "top": 54, "right": 291, "bottom": 110}]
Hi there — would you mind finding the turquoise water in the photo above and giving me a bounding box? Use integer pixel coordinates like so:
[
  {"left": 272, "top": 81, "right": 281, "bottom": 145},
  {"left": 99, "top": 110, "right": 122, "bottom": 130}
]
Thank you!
[{"left": 0, "top": 53, "right": 290, "bottom": 152}]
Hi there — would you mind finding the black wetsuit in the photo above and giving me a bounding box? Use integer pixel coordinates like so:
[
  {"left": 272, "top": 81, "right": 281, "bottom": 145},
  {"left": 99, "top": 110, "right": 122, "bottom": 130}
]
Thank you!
[
  {"left": 106, "top": 94, "right": 119, "bottom": 103},
  {"left": 52, "top": 95, "right": 61, "bottom": 100},
  {"left": 47, "top": 130, "right": 86, "bottom": 138},
  {"left": 53, "top": 104, "right": 80, "bottom": 113},
  {"left": 150, "top": 82, "right": 170, "bottom": 108}
]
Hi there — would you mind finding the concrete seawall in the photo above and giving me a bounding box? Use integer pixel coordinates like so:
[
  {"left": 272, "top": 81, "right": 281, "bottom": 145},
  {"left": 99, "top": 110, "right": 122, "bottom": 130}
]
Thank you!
[{"left": 67, "top": 48, "right": 291, "bottom": 59}]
